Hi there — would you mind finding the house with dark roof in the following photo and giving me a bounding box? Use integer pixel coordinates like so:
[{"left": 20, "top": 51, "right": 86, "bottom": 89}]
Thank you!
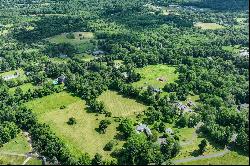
[{"left": 57, "top": 75, "right": 66, "bottom": 84}]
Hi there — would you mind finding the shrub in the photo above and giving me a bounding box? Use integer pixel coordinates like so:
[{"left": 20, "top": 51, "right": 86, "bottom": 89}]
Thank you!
[
  {"left": 67, "top": 117, "right": 77, "bottom": 125},
  {"left": 104, "top": 140, "right": 118, "bottom": 151}
]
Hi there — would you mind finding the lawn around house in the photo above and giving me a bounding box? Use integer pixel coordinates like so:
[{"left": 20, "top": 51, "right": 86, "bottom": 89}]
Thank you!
[
  {"left": 0, "top": 133, "right": 42, "bottom": 165},
  {"left": 132, "top": 64, "right": 178, "bottom": 89},
  {"left": 24, "top": 91, "right": 129, "bottom": 159},
  {"left": 0, "top": 133, "right": 31, "bottom": 154},
  {"left": 0, "top": 68, "right": 27, "bottom": 81},
  {"left": 177, "top": 151, "right": 249, "bottom": 165}
]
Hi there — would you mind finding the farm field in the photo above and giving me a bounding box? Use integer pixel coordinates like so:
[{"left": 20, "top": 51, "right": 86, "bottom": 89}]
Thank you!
[
  {"left": 25, "top": 91, "right": 133, "bottom": 159},
  {"left": 98, "top": 90, "right": 147, "bottom": 117},
  {"left": 132, "top": 64, "right": 178, "bottom": 89},
  {"left": 194, "top": 22, "right": 224, "bottom": 30}
]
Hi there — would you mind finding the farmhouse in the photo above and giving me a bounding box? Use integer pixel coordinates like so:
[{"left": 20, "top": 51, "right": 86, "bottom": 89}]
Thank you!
[
  {"left": 157, "top": 138, "right": 167, "bottom": 144},
  {"left": 53, "top": 75, "right": 66, "bottom": 85},
  {"left": 165, "top": 128, "right": 173, "bottom": 134},
  {"left": 153, "top": 88, "right": 163, "bottom": 93},
  {"left": 239, "top": 49, "right": 249, "bottom": 57},
  {"left": 57, "top": 75, "right": 66, "bottom": 84},
  {"left": 238, "top": 103, "right": 249, "bottom": 112},
  {"left": 121, "top": 72, "right": 129, "bottom": 79},
  {"left": 93, "top": 50, "right": 105, "bottom": 56},
  {"left": 2, "top": 72, "right": 20, "bottom": 81},
  {"left": 136, "top": 123, "right": 152, "bottom": 136},
  {"left": 59, "top": 54, "right": 68, "bottom": 58},
  {"left": 230, "top": 133, "right": 238, "bottom": 142}
]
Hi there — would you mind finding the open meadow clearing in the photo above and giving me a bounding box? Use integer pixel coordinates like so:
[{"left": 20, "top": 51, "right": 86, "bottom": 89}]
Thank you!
[
  {"left": 47, "top": 32, "right": 96, "bottom": 53},
  {"left": 0, "top": 133, "right": 30, "bottom": 154},
  {"left": 25, "top": 91, "right": 146, "bottom": 159},
  {"left": 0, "top": 133, "right": 42, "bottom": 165},
  {"left": 132, "top": 64, "right": 178, "bottom": 89},
  {"left": 0, "top": 68, "right": 27, "bottom": 81},
  {"left": 9, "top": 83, "right": 35, "bottom": 94},
  {"left": 98, "top": 90, "right": 147, "bottom": 117},
  {"left": 194, "top": 22, "right": 224, "bottom": 30}
]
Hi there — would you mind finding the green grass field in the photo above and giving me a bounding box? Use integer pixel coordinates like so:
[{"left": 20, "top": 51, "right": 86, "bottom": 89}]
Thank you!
[
  {"left": 166, "top": 123, "right": 249, "bottom": 165},
  {"left": 0, "top": 133, "right": 31, "bottom": 154},
  {"left": 0, "top": 68, "right": 27, "bottom": 81},
  {"left": 222, "top": 45, "right": 241, "bottom": 54},
  {"left": 194, "top": 22, "right": 224, "bottom": 30},
  {"left": 25, "top": 91, "right": 125, "bottom": 159},
  {"left": 9, "top": 83, "right": 35, "bottom": 95},
  {"left": 0, "top": 133, "right": 42, "bottom": 165},
  {"left": 25, "top": 158, "right": 43, "bottom": 165},
  {"left": 48, "top": 32, "right": 96, "bottom": 53},
  {"left": 177, "top": 151, "right": 249, "bottom": 165},
  {"left": 98, "top": 90, "right": 147, "bottom": 117},
  {"left": 132, "top": 64, "right": 178, "bottom": 89},
  {"left": 0, "top": 155, "right": 26, "bottom": 165}
]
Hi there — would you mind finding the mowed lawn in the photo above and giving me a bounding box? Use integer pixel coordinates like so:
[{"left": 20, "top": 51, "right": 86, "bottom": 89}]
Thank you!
[
  {"left": 0, "top": 133, "right": 42, "bottom": 165},
  {"left": 132, "top": 64, "right": 178, "bottom": 89},
  {"left": 177, "top": 151, "right": 249, "bottom": 165},
  {"left": 98, "top": 90, "right": 147, "bottom": 117},
  {"left": 25, "top": 92, "right": 122, "bottom": 159},
  {"left": 194, "top": 22, "right": 224, "bottom": 30},
  {"left": 0, "top": 155, "right": 26, "bottom": 165},
  {"left": 0, "top": 68, "right": 27, "bottom": 81},
  {"left": 0, "top": 133, "right": 31, "bottom": 154}
]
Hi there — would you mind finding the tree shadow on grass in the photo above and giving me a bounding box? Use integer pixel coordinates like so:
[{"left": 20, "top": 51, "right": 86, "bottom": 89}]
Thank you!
[
  {"left": 197, "top": 132, "right": 225, "bottom": 151},
  {"left": 114, "top": 132, "right": 126, "bottom": 141},
  {"left": 95, "top": 127, "right": 102, "bottom": 134},
  {"left": 190, "top": 149, "right": 200, "bottom": 157}
]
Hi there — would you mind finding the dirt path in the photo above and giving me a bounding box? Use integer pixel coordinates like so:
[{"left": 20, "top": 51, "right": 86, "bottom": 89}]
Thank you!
[
  {"left": 173, "top": 147, "right": 230, "bottom": 164},
  {"left": 0, "top": 152, "right": 26, "bottom": 157},
  {"left": 22, "top": 157, "right": 31, "bottom": 165},
  {"left": 180, "top": 122, "right": 203, "bottom": 146}
]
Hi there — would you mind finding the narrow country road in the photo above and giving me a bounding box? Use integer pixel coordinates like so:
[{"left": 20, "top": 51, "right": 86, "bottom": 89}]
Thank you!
[{"left": 173, "top": 148, "right": 230, "bottom": 164}]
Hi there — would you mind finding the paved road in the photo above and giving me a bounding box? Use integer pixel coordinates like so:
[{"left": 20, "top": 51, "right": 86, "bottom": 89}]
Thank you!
[{"left": 173, "top": 148, "right": 230, "bottom": 164}]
